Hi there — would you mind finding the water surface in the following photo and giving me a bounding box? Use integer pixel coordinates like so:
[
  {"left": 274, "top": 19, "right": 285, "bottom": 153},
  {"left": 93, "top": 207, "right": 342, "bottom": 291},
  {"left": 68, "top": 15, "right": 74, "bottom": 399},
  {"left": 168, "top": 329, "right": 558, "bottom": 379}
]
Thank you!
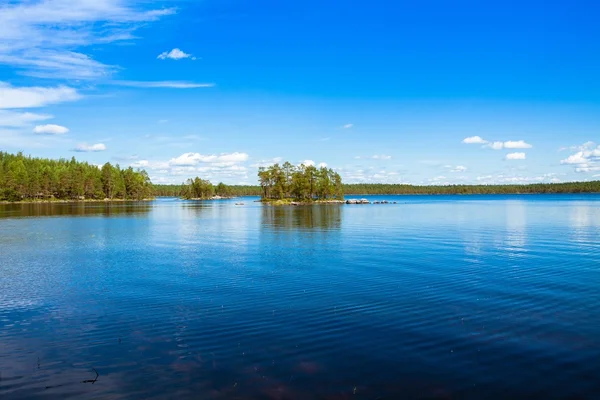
[{"left": 1, "top": 195, "right": 599, "bottom": 399}]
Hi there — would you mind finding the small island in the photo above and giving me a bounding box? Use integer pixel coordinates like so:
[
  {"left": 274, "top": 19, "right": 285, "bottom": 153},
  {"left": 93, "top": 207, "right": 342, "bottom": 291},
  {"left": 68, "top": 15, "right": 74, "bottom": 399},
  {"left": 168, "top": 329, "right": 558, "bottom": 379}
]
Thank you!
[
  {"left": 180, "top": 177, "right": 236, "bottom": 200},
  {"left": 258, "top": 162, "right": 344, "bottom": 205}
]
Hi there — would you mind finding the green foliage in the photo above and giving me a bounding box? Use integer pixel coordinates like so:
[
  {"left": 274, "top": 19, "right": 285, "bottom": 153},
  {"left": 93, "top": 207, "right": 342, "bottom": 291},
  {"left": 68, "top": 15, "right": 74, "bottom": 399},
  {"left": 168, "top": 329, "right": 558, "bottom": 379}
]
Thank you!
[
  {"left": 258, "top": 162, "right": 344, "bottom": 201},
  {"left": 154, "top": 181, "right": 600, "bottom": 197},
  {"left": 183, "top": 177, "right": 215, "bottom": 199},
  {"left": 0, "top": 151, "right": 153, "bottom": 202}
]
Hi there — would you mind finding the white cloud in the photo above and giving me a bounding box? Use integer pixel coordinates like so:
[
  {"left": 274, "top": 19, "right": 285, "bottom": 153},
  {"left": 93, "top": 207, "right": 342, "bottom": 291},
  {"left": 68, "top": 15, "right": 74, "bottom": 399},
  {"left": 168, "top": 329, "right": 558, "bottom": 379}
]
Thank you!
[
  {"left": 318, "top": 162, "right": 328, "bottom": 168},
  {"left": 560, "top": 142, "right": 600, "bottom": 172},
  {"left": 462, "top": 136, "right": 488, "bottom": 144},
  {"left": 505, "top": 152, "right": 526, "bottom": 160},
  {"left": 463, "top": 136, "right": 533, "bottom": 150},
  {"left": 249, "top": 157, "right": 283, "bottom": 168},
  {"left": 111, "top": 81, "right": 215, "bottom": 89},
  {"left": 343, "top": 123, "right": 353, "bottom": 129},
  {"left": 169, "top": 152, "right": 249, "bottom": 166},
  {"left": 0, "top": 110, "right": 52, "bottom": 127},
  {"left": 33, "top": 124, "right": 69, "bottom": 135},
  {"left": 0, "top": 0, "right": 176, "bottom": 79},
  {"left": 130, "top": 160, "right": 149, "bottom": 168},
  {"left": 504, "top": 140, "right": 532, "bottom": 149},
  {"left": 372, "top": 154, "right": 392, "bottom": 160},
  {"left": 301, "top": 160, "right": 315, "bottom": 166},
  {"left": 487, "top": 141, "right": 505, "bottom": 150},
  {"left": 0, "top": 82, "right": 80, "bottom": 109},
  {"left": 157, "top": 48, "right": 195, "bottom": 60},
  {"left": 561, "top": 152, "right": 589, "bottom": 165},
  {"left": 485, "top": 140, "right": 532, "bottom": 150},
  {"left": 73, "top": 143, "right": 106, "bottom": 152},
  {"left": 446, "top": 165, "right": 467, "bottom": 173}
]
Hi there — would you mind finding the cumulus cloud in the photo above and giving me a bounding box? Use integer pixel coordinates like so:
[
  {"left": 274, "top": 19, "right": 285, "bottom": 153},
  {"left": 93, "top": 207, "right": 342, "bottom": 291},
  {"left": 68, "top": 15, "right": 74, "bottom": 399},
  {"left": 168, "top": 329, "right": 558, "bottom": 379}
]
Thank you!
[
  {"left": 462, "top": 136, "right": 488, "bottom": 144},
  {"left": 301, "top": 160, "right": 315, "bottom": 166},
  {"left": 0, "top": 82, "right": 80, "bottom": 109},
  {"left": 504, "top": 140, "right": 532, "bottom": 149},
  {"left": 33, "top": 124, "right": 69, "bottom": 135},
  {"left": 560, "top": 141, "right": 600, "bottom": 172},
  {"left": 169, "top": 152, "right": 249, "bottom": 166},
  {"left": 73, "top": 143, "right": 107, "bottom": 152},
  {"left": 157, "top": 48, "right": 195, "bottom": 60},
  {"left": 505, "top": 152, "right": 526, "bottom": 160},
  {"left": 487, "top": 141, "right": 505, "bottom": 150},
  {"left": 486, "top": 140, "right": 533, "bottom": 150},
  {"left": 318, "top": 162, "right": 328, "bottom": 168}
]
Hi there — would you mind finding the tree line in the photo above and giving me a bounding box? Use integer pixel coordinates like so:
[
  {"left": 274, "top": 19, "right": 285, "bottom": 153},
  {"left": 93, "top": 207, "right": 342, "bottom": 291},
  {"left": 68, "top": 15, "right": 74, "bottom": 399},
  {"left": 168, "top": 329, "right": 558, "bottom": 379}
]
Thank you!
[
  {"left": 258, "top": 162, "right": 344, "bottom": 201},
  {"left": 153, "top": 184, "right": 261, "bottom": 197},
  {"left": 341, "top": 182, "right": 600, "bottom": 194},
  {"left": 0, "top": 151, "right": 153, "bottom": 202},
  {"left": 154, "top": 181, "right": 600, "bottom": 197}
]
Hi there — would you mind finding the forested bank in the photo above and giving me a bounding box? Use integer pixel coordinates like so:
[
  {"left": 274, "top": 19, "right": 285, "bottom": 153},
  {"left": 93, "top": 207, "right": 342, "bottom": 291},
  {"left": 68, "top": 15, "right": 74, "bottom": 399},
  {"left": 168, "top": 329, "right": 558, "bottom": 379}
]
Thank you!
[
  {"left": 155, "top": 181, "right": 600, "bottom": 197},
  {"left": 153, "top": 184, "right": 261, "bottom": 197},
  {"left": 0, "top": 152, "right": 153, "bottom": 202}
]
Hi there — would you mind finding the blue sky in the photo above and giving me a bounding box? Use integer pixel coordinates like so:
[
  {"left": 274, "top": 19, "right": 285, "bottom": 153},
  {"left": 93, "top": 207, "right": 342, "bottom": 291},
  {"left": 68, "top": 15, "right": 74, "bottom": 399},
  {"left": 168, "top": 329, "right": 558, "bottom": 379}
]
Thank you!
[{"left": 1, "top": 0, "right": 599, "bottom": 185}]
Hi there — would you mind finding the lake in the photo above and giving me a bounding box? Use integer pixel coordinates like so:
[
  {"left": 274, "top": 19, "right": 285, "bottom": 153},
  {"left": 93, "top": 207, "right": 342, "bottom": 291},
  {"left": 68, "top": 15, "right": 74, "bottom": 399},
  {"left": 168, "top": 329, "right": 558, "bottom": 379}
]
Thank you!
[{"left": 1, "top": 195, "right": 599, "bottom": 399}]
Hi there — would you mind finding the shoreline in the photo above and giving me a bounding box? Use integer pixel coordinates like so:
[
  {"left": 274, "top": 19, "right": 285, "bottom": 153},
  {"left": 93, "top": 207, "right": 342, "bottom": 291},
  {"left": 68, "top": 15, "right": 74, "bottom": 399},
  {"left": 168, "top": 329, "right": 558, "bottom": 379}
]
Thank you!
[{"left": 0, "top": 198, "right": 155, "bottom": 205}]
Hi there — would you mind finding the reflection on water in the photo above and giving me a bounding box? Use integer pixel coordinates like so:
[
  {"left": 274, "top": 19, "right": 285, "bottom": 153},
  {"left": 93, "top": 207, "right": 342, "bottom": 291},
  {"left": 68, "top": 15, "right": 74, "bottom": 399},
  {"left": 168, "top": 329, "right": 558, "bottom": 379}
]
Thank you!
[
  {"left": 504, "top": 200, "right": 527, "bottom": 250},
  {"left": 1, "top": 195, "right": 600, "bottom": 399},
  {"left": 0, "top": 201, "right": 152, "bottom": 218},
  {"left": 261, "top": 205, "right": 342, "bottom": 231}
]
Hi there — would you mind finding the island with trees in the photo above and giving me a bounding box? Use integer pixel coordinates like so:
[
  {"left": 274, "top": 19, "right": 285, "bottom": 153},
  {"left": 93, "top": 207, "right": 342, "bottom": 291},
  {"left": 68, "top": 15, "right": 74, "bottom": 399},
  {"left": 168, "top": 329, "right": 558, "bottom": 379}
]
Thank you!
[
  {"left": 0, "top": 151, "right": 153, "bottom": 202},
  {"left": 179, "top": 177, "right": 235, "bottom": 200},
  {"left": 258, "top": 162, "right": 344, "bottom": 204}
]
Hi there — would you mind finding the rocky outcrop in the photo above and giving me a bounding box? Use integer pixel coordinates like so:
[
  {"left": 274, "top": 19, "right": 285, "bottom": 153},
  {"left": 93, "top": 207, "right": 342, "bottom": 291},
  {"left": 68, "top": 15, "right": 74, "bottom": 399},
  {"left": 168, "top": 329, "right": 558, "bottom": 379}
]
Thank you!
[{"left": 346, "top": 198, "right": 370, "bottom": 204}]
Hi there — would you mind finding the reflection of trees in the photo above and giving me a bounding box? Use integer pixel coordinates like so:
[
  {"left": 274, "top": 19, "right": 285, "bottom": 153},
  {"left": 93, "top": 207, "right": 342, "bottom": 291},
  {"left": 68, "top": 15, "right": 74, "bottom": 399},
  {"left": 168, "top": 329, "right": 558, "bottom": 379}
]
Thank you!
[
  {"left": 261, "top": 205, "right": 342, "bottom": 231},
  {"left": 0, "top": 201, "right": 153, "bottom": 218}
]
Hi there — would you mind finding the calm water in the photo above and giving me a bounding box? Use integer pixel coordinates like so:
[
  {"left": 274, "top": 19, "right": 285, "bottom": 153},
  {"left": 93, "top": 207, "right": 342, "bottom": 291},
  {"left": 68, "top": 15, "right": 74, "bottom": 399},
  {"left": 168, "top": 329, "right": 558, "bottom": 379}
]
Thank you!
[{"left": 1, "top": 195, "right": 599, "bottom": 399}]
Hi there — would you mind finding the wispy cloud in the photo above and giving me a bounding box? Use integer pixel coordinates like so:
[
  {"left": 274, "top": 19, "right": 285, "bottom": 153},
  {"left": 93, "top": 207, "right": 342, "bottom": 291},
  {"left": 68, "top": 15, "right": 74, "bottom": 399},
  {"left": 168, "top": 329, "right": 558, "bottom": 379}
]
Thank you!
[
  {"left": 0, "top": 110, "right": 52, "bottom": 127},
  {"left": 34, "top": 124, "right": 69, "bottom": 135},
  {"left": 0, "top": 0, "right": 176, "bottom": 79},
  {"left": 0, "top": 82, "right": 80, "bottom": 109},
  {"left": 343, "top": 123, "right": 353, "bottom": 129},
  {"left": 73, "top": 143, "right": 107, "bottom": 152},
  {"left": 169, "top": 152, "right": 249, "bottom": 166},
  {"left": 462, "top": 136, "right": 532, "bottom": 150},
  {"left": 158, "top": 48, "right": 196, "bottom": 60},
  {"left": 354, "top": 154, "right": 392, "bottom": 160},
  {"left": 111, "top": 81, "right": 215, "bottom": 89},
  {"left": 444, "top": 165, "right": 467, "bottom": 173}
]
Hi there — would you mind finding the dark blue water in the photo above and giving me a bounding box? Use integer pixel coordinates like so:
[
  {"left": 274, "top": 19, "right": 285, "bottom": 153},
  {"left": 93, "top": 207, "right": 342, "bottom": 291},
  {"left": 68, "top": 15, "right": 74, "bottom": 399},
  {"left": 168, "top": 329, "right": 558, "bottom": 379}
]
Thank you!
[{"left": 1, "top": 195, "right": 599, "bottom": 399}]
